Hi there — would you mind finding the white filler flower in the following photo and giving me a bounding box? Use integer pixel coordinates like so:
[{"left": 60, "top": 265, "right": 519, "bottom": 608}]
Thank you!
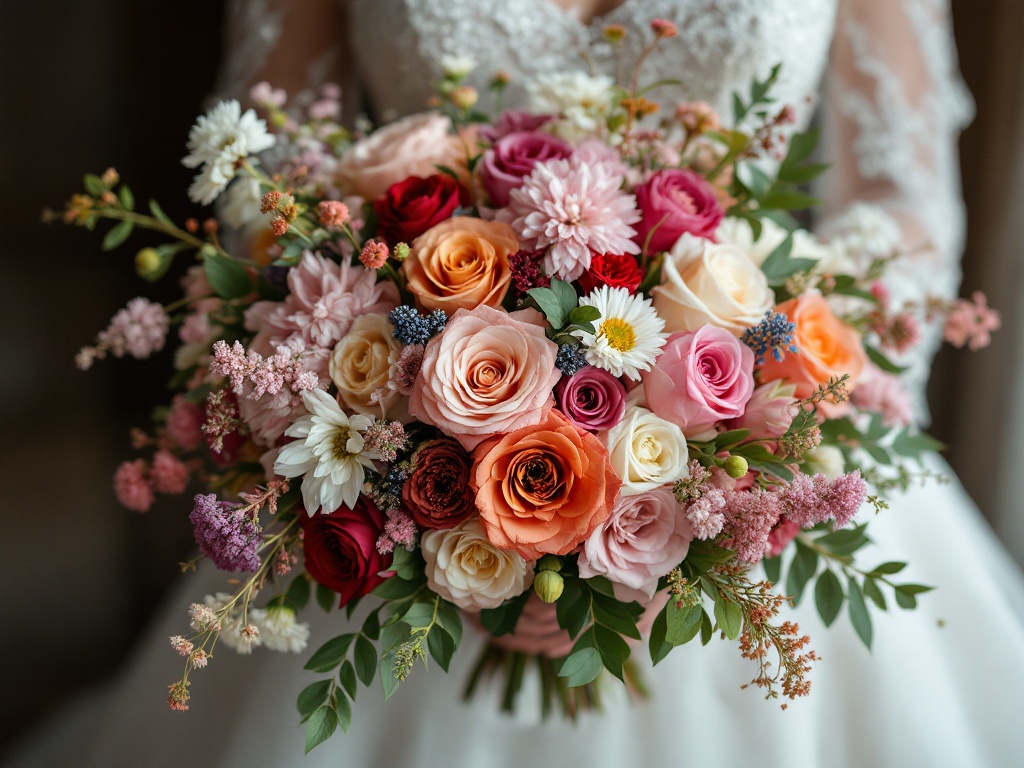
[{"left": 575, "top": 285, "right": 667, "bottom": 380}]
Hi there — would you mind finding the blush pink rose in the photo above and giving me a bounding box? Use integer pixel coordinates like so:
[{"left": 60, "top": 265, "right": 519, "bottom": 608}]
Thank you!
[
  {"left": 727, "top": 380, "right": 799, "bottom": 439},
  {"left": 633, "top": 168, "right": 723, "bottom": 254},
  {"left": 577, "top": 485, "right": 694, "bottom": 600},
  {"left": 642, "top": 326, "right": 755, "bottom": 435},
  {"left": 166, "top": 394, "right": 204, "bottom": 451},
  {"left": 479, "top": 131, "right": 572, "bottom": 208},
  {"left": 555, "top": 365, "right": 626, "bottom": 432},
  {"left": 409, "top": 305, "right": 560, "bottom": 450},
  {"left": 850, "top": 364, "right": 914, "bottom": 427}
]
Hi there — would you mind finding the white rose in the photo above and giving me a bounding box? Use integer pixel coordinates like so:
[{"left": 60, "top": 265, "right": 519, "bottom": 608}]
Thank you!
[
  {"left": 652, "top": 232, "right": 775, "bottom": 336},
  {"left": 421, "top": 518, "right": 534, "bottom": 611},
  {"left": 527, "top": 71, "right": 618, "bottom": 141},
  {"left": 803, "top": 445, "right": 846, "bottom": 479},
  {"left": 601, "top": 406, "right": 689, "bottom": 496},
  {"left": 328, "top": 313, "right": 407, "bottom": 419}
]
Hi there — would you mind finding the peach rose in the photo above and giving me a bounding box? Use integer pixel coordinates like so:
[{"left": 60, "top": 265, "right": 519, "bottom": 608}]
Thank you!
[
  {"left": 652, "top": 232, "right": 775, "bottom": 335},
  {"left": 328, "top": 313, "right": 406, "bottom": 419},
  {"left": 472, "top": 409, "right": 621, "bottom": 560},
  {"left": 403, "top": 217, "right": 517, "bottom": 313},
  {"left": 409, "top": 305, "right": 560, "bottom": 450},
  {"left": 336, "top": 113, "right": 469, "bottom": 199},
  {"left": 759, "top": 293, "right": 867, "bottom": 409}
]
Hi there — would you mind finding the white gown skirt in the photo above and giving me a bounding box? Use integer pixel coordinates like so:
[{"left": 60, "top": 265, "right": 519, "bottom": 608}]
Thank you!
[{"left": 10, "top": 454, "right": 1024, "bottom": 768}]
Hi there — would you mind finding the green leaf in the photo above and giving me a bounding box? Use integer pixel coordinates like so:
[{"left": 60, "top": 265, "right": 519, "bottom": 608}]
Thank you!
[
  {"left": 680, "top": 540, "right": 735, "bottom": 576},
  {"left": 778, "top": 162, "right": 830, "bottom": 185},
  {"left": 84, "top": 174, "right": 105, "bottom": 196},
  {"left": 316, "top": 582, "right": 336, "bottom": 612},
  {"left": 399, "top": 600, "right": 437, "bottom": 629},
  {"left": 480, "top": 592, "right": 530, "bottom": 636},
  {"left": 435, "top": 600, "right": 463, "bottom": 645},
  {"left": 891, "top": 430, "right": 945, "bottom": 459},
  {"left": 286, "top": 575, "right": 310, "bottom": 610},
  {"left": 760, "top": 187, "right": 820, "bottom": 211},
  {"left": 863, "top": 577, "right": 887, "bottom": 610},
  {"left": 388, "top": 546, "right": 423, "bottom": 581},
  {"left": 868, "top": 561, "right": 908, "bottom": 577},
  {"left": 380, "top": 653, "right": 401, "bottom": 701},
  {"left": 552, "top": 278, "right": 579, "bottom": 320},
  {"left": 894, "top": 583, "right": 934, "bottom": 610},
  {"left": 592, "top": 597, "right": 642, "bottom": 640},
  {"left": 148, "top": 199, "right": 174, "bottom": 227},
  {"left": 713, "top": 428, "right": 751, "bottom": 451},
  {"left": 567, "top": 305, "right": 601, "bottom": 324},
  {"left": 760, "top": 234, "right": 815, "bottom": 283},
  {"left": 427, "top": 627, "right": 456, "bottom": 672},
  {"left": 334, "top": 694, "right": 352, "bottom": 734},
  {"left": 814, "top": 569, "right": 844, "bottom": 627},
  {"left": 361, "top": 610, "right": 381, "bottom": 641},
  {"left": 379, "top": 620, "right": 411, "bottom": 655},
  {"left": 555, "top": 577, "right": 592, "bottom": 639},
  {"left": 296, "top": 680, "right": 331, "bottom": 718},
  {"left": 585, "top": 576, "right": 617, "bottom": 598},
  {"left": 434, "top": 164, "right": 461, "bottom": 181},
  {"left": 338, "top": 660, "right": 357, "bottom": 701},
  {"left": 736, "top": 162, "right": 772, "bottom": 199},
  {"left": 593, "top": 624, "right": 630, "bottom": 681},
  {"left": 345, "top": 596, "right": 363, "bottom": 620},
  {"left": 371, "top": 577, "right": 422, "bottom": 601},
  {"left": 304, "top": 706, "right": 338, "bottom": 754},
  {"left": 763, "top": 555, "right": 782, "bottom": 585},
  {"left": 558, "top": 646, "right": 603, "bottom": 687},
  {"left": 785, "top": 542, "right": 818, "bottom": 605},
  {"left": 304, "top": 634, "right": 355, "bottom": 673},
  {"left": 782, "top": 128, "right": 819, "bottom": 166},
  {"left": 526, "top": 286, "right": 566, "bottom": 328},
  {"left": 353, "top": 635, "right": 377, "bottom": 687},
  {"left": 665, "top": 602, "right": 703, "bottom": 646},
  {"left": 713, "top": 597, "right": 743, "bottom": 640},
  {"left": 118, "top": 185, "right": 135, "bottom": 211},
  {"left": 648, "top": 607, "right": 672, "bottom": 665},
  {"left": 847, "top": 575, "right": 873, "bottom": 648},
  {"left": 204, "top": 252, "right": 253, "bottom": 300},
  {"left": 101, "top": 220, "right": 133, "bottom": 251},
  {"left": 865, "top": 344, "right": 909, "bottom": 374},
  {"left": 700, "top": 609, "right": 714, "bottom": 645}
]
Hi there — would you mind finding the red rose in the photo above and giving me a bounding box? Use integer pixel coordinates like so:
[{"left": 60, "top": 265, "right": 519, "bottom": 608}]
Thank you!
[
  {"left": 299, "top": 497, "right": 393, "bottom": 607},
  {"left": 633, "top": 168, "right": 723, "bottom": 254},
  {"left": 577, "top": 253, "right": 644, "bottom": 294},
  {"left": 373, "top": 174, "right": 468, "bottom": 245},
  {"left": 402, "top": 439, "right": 476, "bottom": 530}
]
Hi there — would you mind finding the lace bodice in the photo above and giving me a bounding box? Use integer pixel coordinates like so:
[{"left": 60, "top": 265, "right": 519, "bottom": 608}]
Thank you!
[{"left": 217, "top": 0, "right": 973, "bottom": 419}]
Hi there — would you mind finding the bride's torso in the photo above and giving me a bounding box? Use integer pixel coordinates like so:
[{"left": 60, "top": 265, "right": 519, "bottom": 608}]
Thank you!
[{"left": 348, "top": 0, "right": 838, "bottom": 126}]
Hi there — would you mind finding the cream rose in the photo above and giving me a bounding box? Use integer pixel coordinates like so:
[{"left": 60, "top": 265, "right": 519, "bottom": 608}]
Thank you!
[
  {"left": 421, "top": 518, "right": 534, "bottom": 611},
  {"left": 601, "top": 406, "right": 689, "bottom": 495},
  {"left": 336, "top": 113, "right": 469, "bottom": 199},
  {"left": 328, "top": 313, "right": 406, "bottom": 419},
  {"left": 652, "top": 232, "right": 775, "bottom": 335}
]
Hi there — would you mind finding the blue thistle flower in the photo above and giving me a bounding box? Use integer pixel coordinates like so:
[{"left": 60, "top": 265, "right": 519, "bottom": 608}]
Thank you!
[
  {"left": 742, "top": 310, "right": 798, "bottom": 365},
  {"left": 555, "top": 343, "right": 589, "bottom": 376},
  {"left": 388, "top": 306, "right": 448, "bottom": 346}
]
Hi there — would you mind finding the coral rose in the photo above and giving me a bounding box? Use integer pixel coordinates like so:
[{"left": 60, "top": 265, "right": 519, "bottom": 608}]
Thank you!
[
  {"left": 401, "top": 439, "right": 476, "bottom": 530},
  {"left": 328, "top": 313, "right": 405, "bottom": 419},
  {"left": 759, "top": 293, "right": 867, "bottom": 410},
  {"left": 403, "top": 217, "right": 518, "bottom": 313},
  {"left": 472, "top": 409, "right": 621, "bottom": 560},
  {"left": 652, "top": 233, "right": 775, "bottom": 336},
  {"left": 633, "top": 168, "right": 724, "bottom": 254},
  {"left": 409, "top": 305, "right": 560, "bottom": 450}
]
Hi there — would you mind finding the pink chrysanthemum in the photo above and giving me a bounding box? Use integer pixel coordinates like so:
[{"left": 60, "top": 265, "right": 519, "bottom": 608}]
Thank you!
[
  {"left": 114, "top": 459, "right": 154, "bottom": 512},
  {"left": 503, "top": 156, "right": 641, "bottom": 281}
]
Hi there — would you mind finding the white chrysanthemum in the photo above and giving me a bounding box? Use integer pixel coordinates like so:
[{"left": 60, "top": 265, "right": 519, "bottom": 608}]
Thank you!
[
  {"left": 574, "top": 286, "right": 667, "bottom": 381},
  {"left": 204, "top": 593, "right": 266, "bottom": 655},
  {"left": 274, "top": 389, "right": 378, "bottom": 515},
  {"left": 182, "top": 100, "right": 275, "bottom": 205},
  {"left": 219, "top": 176, "right": 268, "bottom": 230},
  {"left": 440, "top": 54, "right": 476, "bottom": 78},
  {"left": 527, "top": 71, "right": 616, "bottom": 139},
  {"left": 260, "top": 604, "right": 311, "bottom": 653}
]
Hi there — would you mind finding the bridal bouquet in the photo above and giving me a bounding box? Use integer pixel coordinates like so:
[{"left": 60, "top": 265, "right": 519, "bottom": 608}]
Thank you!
[{"left": 57, "top": 20, "right": 999, "bottom": 753}]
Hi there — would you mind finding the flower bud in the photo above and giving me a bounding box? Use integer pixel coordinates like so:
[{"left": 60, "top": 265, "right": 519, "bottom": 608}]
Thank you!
[
  {"left": 135, "top": 247, "right": 165, "bottom": 281},
  {"left": 537, "top": 554, "right": 562, "bottom": 573},
  {"left": 449, "top": 85, "right": 479, "bottom": 110},
  {"left": 723, "top": 455, "right": 749, "bottom": 479},
  {"left": 534, "top": 569, "right": 564, "bottom": 603},
  {"left": 393, "top": 242, "right": 411, "bottom": 262}
]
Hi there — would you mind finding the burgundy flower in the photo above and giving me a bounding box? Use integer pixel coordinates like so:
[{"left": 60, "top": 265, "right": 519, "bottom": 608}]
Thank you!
[
  {"left": 373, "top": 174, "right": 468, "bottom": 245},
  {"left": 479, "top": 131, "right": 572, "bottom": 207},
  {"left": 554, "top": 366, "right": 627, "bottom": 432},
  {"left": 577, "top": 253, "right": 644, "bottom": 295},
  {"left": 633, "top": 168, "right": 723, "bottom": 253},
  {"left": 402, "top": 439, "right": 476, "bottom": 530}
]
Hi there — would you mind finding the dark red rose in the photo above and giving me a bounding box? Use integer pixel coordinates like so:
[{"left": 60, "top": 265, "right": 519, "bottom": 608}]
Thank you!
[
  {"left": 401, "top": 439, "right": 475, "bottom": 529},
  {"left": 577, "top": 253, "right": 644, "bottom": 295},
  {"left": 479, "top": 131, "right": 572, "bottom": 207},
  {"left": 374, "top": 174, "right": 468, "bottom": 245},
  {"left": 633, "top": 168, "right": 723, "bottom": 254},
  {"left": 299, "top": 497, "right": 393, "bottom": 607}
]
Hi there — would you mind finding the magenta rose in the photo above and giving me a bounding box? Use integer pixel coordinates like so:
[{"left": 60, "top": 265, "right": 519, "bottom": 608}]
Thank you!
[
  {"left": 555, "top": 366, "right": 627, "bottom": 432},
  {"left": 479, "top": 131, "right": 573, "bottom": 208},
  {"left": 633, "top": 168, "right": 723, "bottom": 253},
  {"left": 643, "top": 326, "right": 755, "bottom": 435},
  {"left": 479, "top": 111, "right": 555, "bottom": 143}
]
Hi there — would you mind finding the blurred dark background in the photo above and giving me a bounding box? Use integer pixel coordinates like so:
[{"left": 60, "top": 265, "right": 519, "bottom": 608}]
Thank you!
[{"left": 0, "top": 0, "right": 1021, "bottom": 754}]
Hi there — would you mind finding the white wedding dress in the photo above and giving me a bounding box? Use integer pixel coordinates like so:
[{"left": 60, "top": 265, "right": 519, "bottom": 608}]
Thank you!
[{"left": 12, "top": 1, "right": 1024, "bottom": 766}]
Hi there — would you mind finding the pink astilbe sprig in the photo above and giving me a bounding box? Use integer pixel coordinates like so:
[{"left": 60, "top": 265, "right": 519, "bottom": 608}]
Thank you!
[
  {"left": 721, "top": 489, "right": 784, "bottom": 563},
  {"left": 77, "top": 297, "right": 169, "bottom": 370},
  {"left": 376, "top": 509, "right": 418, "bottom": 555},
  {"left": 210, "top": 338, "right": 319, "bottom": 403},
  {"left": 202, "top": 389, "right": 245, "bottom": 454},
  {"left": 776, "top": 471, "right": 868, "bottom": 530},
  {"left": 674, "top": 460, "right": 726, "bottom": 539},
  {"left": 363, "top": 419, "right": 408, "bottom": 463},
  {"left": 943, "top": 291, "right": 1001, "bottom": 351}
]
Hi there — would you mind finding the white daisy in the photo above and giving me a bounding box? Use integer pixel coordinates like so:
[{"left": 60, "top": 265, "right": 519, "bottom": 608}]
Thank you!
[
  {"left": 574, "top": 286, "right": 668, "bottom": 381},
  {"left": 273, "top": 389, "right": 378, "bottom": 515}
]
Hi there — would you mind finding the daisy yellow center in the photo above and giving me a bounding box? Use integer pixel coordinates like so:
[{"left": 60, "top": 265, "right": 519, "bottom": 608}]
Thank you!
[
  {"left": 600, "top": 317, "right": 636, "bottom": 352},
  {"left": 332, "top": 427, "right": 355, "bottom": 460}
]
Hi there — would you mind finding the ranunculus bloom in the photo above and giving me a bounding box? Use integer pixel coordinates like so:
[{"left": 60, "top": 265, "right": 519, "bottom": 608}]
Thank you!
[
  {"left": 403, "top": 217, "right": 517, "bottom": 314},
  {"left": 577, "top": 485, "right": 694, "bottom": 600},
  {"left": 298, "top": 497, "right": 393, "bottom": 608},
  {"left": 473, "top": 409, "right": 621, "bottom": 559},
  {"left": 652, "top": 233, "right": 775, "bottom": 336},
  {"left": 728, "top": 380, "right": 799, "bottom": 438},
  {"left": 601, "top": 406, "right": 689, "bottom": 495},
  {"left": 421, "top": 517, "right": 534, "bottom": 611},
  {"left": 410, "top": 305, "right": 560, "bottom": 450},
  {"left": 336, "top": 113, "right": 469, "bottom": 199},
  {"left": 328, "top": 313, "right": 405, "bottom": 419},
  {"left": 555, "top": 366, "right": 627, "bottom": 432},
  {"left": 373, "top": 174, "right": 468, "bottom": 245},
  {"left": 401, "top": 439, "right": 476, "bottom": 530},
  {"left": 577, "top": 253, "right": 644, "bottom": 295},
  {"left": 479, "top": 131, "right": 572, "bottom": 208},
  {"left": 642, "top": 326, "right": 755, "bottom": 435},
  {"left": 759, "top": 293, "right": 867, "bottom": 411},
  {"left": 633, "top": 168, "right": 723, "bottom": 253}
]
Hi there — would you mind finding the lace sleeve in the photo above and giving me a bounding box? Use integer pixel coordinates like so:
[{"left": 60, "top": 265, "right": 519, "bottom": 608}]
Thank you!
[{"left": 821, "top": 0, "right": 974, "bottom": 419}]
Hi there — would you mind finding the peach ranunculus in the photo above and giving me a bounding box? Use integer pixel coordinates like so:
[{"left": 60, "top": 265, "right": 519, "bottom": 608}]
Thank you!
[
  {"left": 335, "top": 113, "right": 469, "bottom": 199},
  {"left": 758, "top": 292, "right": 867, "bottom": 408},
  {"left": 409, "top": 305, "right": 560, "bottom": 450},
  {"left": 472, "top": 409, "right": 621, "bottom": 560},
  {"left": 328, "top": 313, "right": 406, "bottom": 420},
  {"left": 651, "top": 232, "right": 775, "bottom": 336},
  {"left": 403, "top": 217, "right": 517, "bottom": 313}
]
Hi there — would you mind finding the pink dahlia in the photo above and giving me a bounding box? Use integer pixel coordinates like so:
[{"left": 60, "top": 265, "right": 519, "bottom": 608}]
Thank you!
[{"left": 502, "top": 157, "right": 641, "bottom": 281}]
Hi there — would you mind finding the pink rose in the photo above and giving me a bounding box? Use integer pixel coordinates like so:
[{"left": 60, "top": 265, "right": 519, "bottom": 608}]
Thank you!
[
  {"left": 479, "top": 111, "right": 555, "bottom": 143},
  {"left": 166, "top": 394, "right": 204, "bottom": 451},
  {"left": 336, "top": 113, "right": 469, "bottom": 199},
  {"left": 577, "top": 486, "right": 694, "bottom": 600},
  {"left": 555, "top": 366, "right": 626, "bottom": 432},
  {"left": 409, "top": 305, "right": 560, "bottom": 450},
  {"left": 479, "top": 131, "right": 573, "bottom": 207},
  {"left": 728, "top": 380, "right": 799, "bottom": 439},
  {"left": 850, "top": 364, "right": 914, "bottom": 427},
  {"left": 643, "top": 326, "right": 755, "bottom": 435},
  {"left": 633, "top": 168, "right": 723, "bottom": 254}
]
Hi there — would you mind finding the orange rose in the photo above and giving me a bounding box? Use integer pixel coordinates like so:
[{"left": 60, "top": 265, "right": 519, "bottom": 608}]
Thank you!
[
  {"left": 472, "top": 409, "right": 621, "bottom": 560},
  {"left": 403, "top": 216, "right": 517, "bottom": 313},
  {"left": 759, "top": 293, "right": 867, "bottom": 408}
]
